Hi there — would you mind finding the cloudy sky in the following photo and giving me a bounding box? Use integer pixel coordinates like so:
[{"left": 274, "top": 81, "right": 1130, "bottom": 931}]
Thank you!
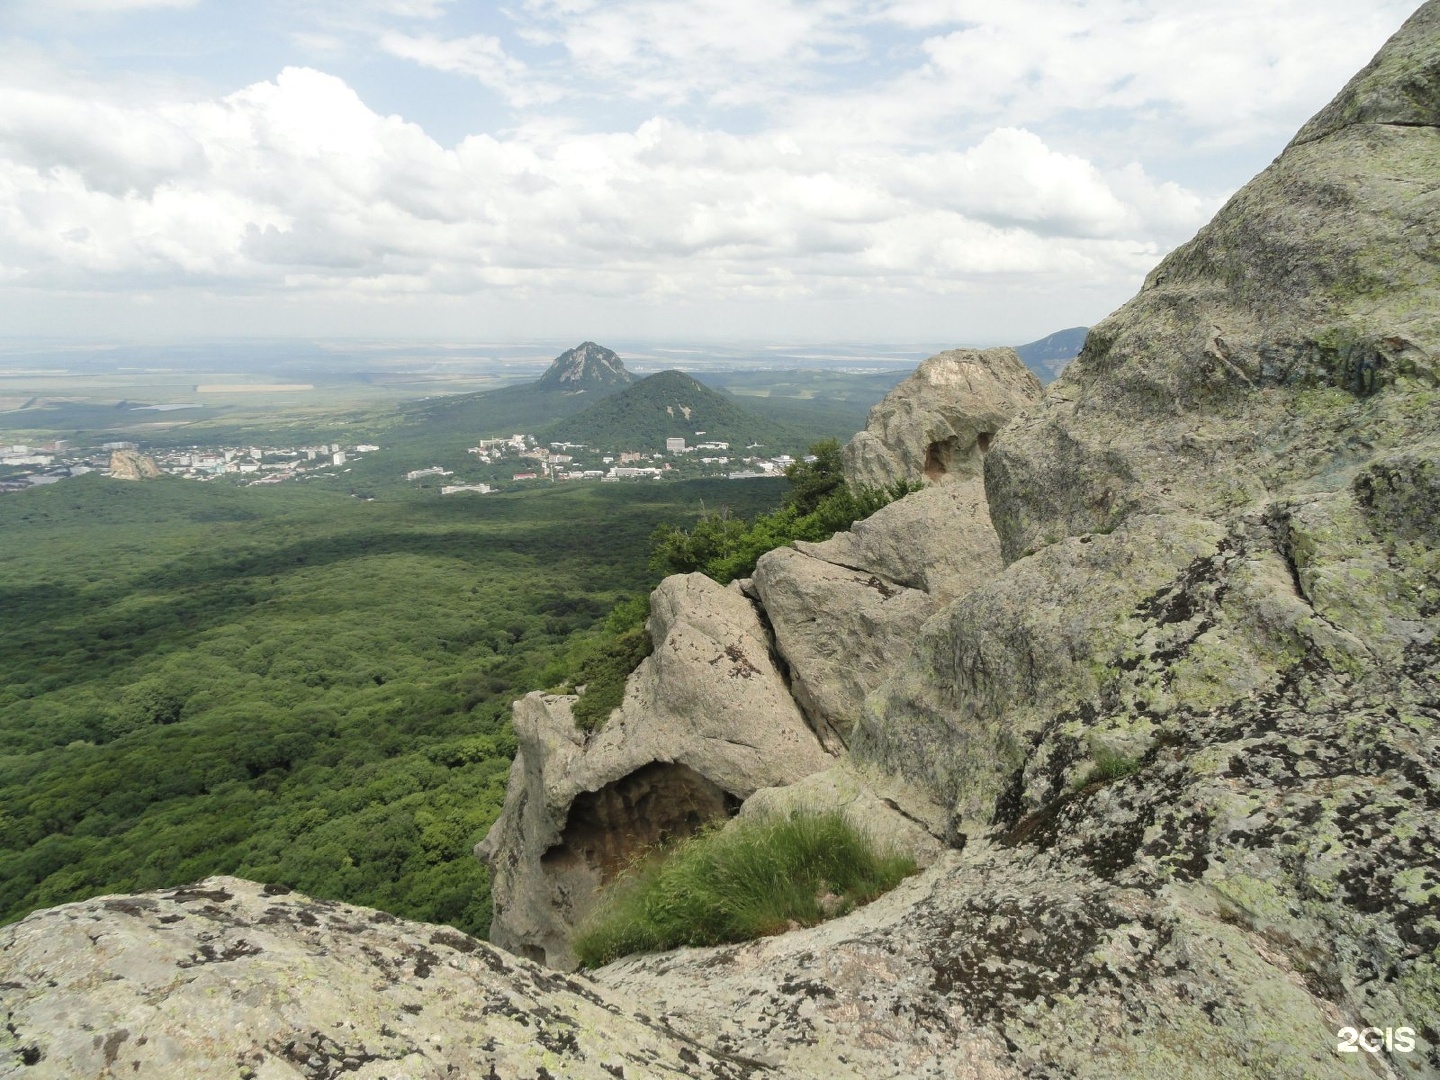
[{"left": 0, "top": 0, "right": 1419, "bottom": 343}]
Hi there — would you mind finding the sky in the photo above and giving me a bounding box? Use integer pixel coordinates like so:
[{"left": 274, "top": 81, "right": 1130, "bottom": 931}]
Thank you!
[{"left": 0, "top": 0, "right": 1421, "bottom": 344}]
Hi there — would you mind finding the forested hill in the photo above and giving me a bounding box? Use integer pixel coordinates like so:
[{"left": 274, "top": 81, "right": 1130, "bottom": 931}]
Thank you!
[{"left": 542, "top": 370, "right": 803, "bottom": 453}]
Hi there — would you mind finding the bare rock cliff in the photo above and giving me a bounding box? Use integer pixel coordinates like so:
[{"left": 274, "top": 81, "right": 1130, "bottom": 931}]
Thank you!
[{"left": 107, "top": 449, "right": 161, "bottom": 480}]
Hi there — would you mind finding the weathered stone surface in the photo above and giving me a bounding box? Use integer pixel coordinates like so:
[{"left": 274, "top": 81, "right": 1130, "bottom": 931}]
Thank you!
[
  {"left": 595, "top": 839, "right": 1416, "bottom": 1079},
  {"left": 842, "top": 347, "right": 1042, "bottom": 492},
  {"left": 0, "top": 876, "right": 743, "bottom": 1080},
  {"left": 733, "top": 759, "right": 948, "bottom": 868},
  {"left": 984, "top": 23, "right": 1439, "bottom": 566},
  {"left": 1290, "top": 0, "right": 1440, "bottom": 144},
  {"left": 855, "top": 513, "right": 1227, "bottom": 833},
  {"left": 107, "top": 449, "right": 161, "bottom": 480},
  {"left": 750, "top": 545, "right": 933, "bottom": 749},
  {"left": 845, "top": 6, "right": 1440, "bottom": 1073},
  {"left": 478, "top": 572, "right": 831, "bottom": 969},
  {"left": 752, "top": 352, "right": 1033, "bottom": 751},
  {"left": 795, "top": 478, "right": 1003, "bottom": 601}
]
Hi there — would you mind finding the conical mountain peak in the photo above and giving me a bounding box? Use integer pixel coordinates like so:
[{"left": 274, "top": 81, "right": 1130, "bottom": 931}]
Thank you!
[{"left": 536, "top": 342, "right": 635, "bottom": 391}]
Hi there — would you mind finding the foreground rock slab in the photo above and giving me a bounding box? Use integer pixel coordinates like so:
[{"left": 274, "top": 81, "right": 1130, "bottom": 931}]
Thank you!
[
  {"left": 0, "top": 876, "right": 749, "bottom": 1080},
  {"left": 596, "top": 843, "right": 1411, "bottom": 1080}
]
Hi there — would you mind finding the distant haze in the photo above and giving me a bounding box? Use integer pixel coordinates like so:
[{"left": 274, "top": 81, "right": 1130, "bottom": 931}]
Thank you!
[{"left": 0, "top": 1, "right": 1418, "bottom": 343}]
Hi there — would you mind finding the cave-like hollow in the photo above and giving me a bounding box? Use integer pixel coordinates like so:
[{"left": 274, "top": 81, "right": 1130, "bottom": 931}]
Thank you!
[{"left": 541, "top": 761, "right": 742, "bottom": 886}]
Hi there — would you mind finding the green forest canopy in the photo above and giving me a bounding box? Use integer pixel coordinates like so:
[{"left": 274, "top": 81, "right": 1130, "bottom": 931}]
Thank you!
[{"left": 0, "top": 473, "right": 787, "bottom": 936}]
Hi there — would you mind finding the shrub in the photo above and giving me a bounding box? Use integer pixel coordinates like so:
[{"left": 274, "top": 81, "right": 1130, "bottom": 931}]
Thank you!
[
  {"left": 569, "top": 624, "right": 652, "bottom": 732},
  {"left": 571, "top": 809, "right": 917, "bottom": 968}
]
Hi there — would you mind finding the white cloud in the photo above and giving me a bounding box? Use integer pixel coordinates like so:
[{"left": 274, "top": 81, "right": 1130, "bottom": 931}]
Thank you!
[
  {"left": 509, "top": 0, "right": 868, "bottom": 107},
  {"left": 853, "top": 0, "right": 1416, "bottom": 150},
  {"left": 379, "top": 32, "right": 559, "bottom": 106},
  {"left": 384, "top": 0, "right": 1412, "bottom": 160},
  {"left": 0, "top": 65, "right": 1209, "bottom": 313},
  {"left": 0, "top": 0, "right": 1420, "bottom": 338}
]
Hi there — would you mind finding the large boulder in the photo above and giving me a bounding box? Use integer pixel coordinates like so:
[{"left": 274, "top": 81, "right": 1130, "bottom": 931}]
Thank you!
[
  {"left": 477, "top": 572, "right": 831, "bottom": 970},
  {"left": 842, "top": 346, "right": 1042, "bottom": 491},
  {"left": 0, "top": 877, "right": 745, "bottom": 1079},
  {"left": 794, "top": 478, "right": 1003, "bottom": 601},
  {"left": 749, "top": 546, "right": 933, "bottom": 749}
]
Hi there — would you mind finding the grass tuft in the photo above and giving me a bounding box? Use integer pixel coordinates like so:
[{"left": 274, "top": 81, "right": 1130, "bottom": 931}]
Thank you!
[
  {"left": 572, "top": 809, "right": 917, "bottom": 968},
  {"left": 1074, "top": 747, "right": 1143, "bottom": 789}
]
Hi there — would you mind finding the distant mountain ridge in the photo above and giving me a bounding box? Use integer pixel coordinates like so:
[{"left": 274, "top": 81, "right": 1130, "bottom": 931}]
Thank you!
[
  {"left": 1013, "top": 327, "right": 1088, "bottom": 384},
  {"left": 542, "top": 369, "right": 800, "bottom": 453},
  {"left": 535, "top": 342, "right": 635, "bottom": 392}
]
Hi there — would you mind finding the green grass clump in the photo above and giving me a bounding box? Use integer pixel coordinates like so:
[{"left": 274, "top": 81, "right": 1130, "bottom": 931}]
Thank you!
[
  {"left": 572, "top": 810, "right": 917, "bottom": 968},
  {"left": 1075, "top": 748, "right": 1143, "bottom": 789}
]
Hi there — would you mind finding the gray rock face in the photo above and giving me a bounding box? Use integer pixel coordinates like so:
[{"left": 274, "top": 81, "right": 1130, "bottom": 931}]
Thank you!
[
  {"left": 478, "top": 572, "right": 832, "bottom": 970},
  {"left": 747, "top": 348, "right": 1036, "bottom": 750},
  {"left": 855, "top": 513, "right": 1228, "bottom": 833},
  {"left": 984, "top": 12, "right": 1439, "bottom": 566},
  {"left": 594, "top": 839, "right": 1408, "bottom": 1079},
  {"left": 795, "top": 478, "right": 1003, "bottom": 601},
  {"left": 848, "top": 4, "right": 1440, "bottom": 1071},
  {"left": 107, "top": 449, "right": 161, "bottom": 480},
  {"left": 0, "top": 877, "right": 740, "bottom": 1079},
  {"left": 842, "top": 347, "right": 1042, "bottom": 491},
  {"left": 750, "top": 546, "right": 933, "bottom": 749}
]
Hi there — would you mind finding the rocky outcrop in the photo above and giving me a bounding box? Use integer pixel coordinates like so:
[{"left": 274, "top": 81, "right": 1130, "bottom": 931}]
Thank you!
[
  {"left": 487, "top": 339, "right": 1048, "bottom": 966},
  {"left": 846, "top": 2, "right": 1440, "bottom": 1071},
  {"left": 794, "top": 479, "right": 1003, "bottom": 601},
  {"left": 535, "top": 340, "right": 634, "bottom": 390},
  {"left": 107, "top": 449, "right": 161, "bottom": 480},
  {"left": 744, "top": 350, "right": 1038, "bottom": 751},
  {"left": 0, "top": 877, "right": 746, "bottom": 1079},
  {"left": 478, "top": 572, "right": 831, "bottom": 970},
  {"left": 595, "top": 841, "right": 1407, "bottom": 1079},
  {"left": 984, "top": 3, "right": 1438, "bottom": 565},
  {"left": 748, "top": 547, "right": 933, "bottom": 750},
  {"left": 841, "top": 346, "right": 1041, "bottom": 491}
]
